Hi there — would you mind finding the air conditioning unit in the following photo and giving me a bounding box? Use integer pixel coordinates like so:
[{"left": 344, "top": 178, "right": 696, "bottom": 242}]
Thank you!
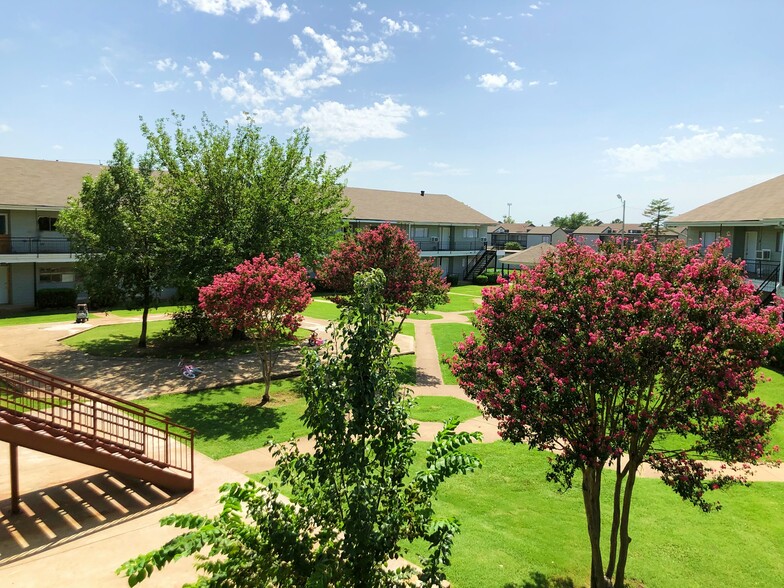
[
  {"left": 431, "top": 237, "right": 439, "bottom": 242},
  {"left": 756, "top": 249, "right": 772, "bottom": 260}
]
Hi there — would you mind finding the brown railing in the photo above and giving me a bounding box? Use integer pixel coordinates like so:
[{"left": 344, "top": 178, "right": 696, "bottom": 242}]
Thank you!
[
  {"left": 0, "top": 356, "right": 194, "bottom": 478},
  {"left": 0, "top": 236, "right": 73, "bottom": 255}
]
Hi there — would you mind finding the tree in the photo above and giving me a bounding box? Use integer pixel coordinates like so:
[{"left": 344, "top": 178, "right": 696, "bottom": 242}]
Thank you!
[
  {"left": 642, "top": 197, "right": 675, "bottom": 242},
  {"left": 551, "top": 212, "right": 602, "bottom": 231},
  {"left": 141, "top": 113, "right": 350, "bottom": 300},
  {"left": 317, "top": 223, "right": 449, "bottom": 335},
  {"left": 450, "top": 238, "right": 783, "bottom": 588},
  {"left": 501, "top": 214, "right": 516, "bottom": 223},
  {"left": 119, "top": 269, "right": 480, "bottom": 587},
  {"left": 199, "top": 253, "right": 312, "bottom": 404},
  {"left": 58, "top": 140, "right": 171, "bottom": 348}
]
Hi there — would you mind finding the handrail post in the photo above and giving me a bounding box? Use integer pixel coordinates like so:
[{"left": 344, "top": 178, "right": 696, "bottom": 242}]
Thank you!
[{"left": 164, "top": 419, "right": 169, "bottom": 465}]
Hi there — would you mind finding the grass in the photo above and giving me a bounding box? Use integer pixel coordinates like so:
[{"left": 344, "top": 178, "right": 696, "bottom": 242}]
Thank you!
[
  {"left": 0, "top": 309, "right": 81, "bottom": 327},
  {"left": 432, "top": 295, "right": 480, "bottom": 313},
  {"left": 410, "top": 396, "right": 481, "bottom": 423},
  {"left": 392, "top": 353, "right": 417, "bottom": 385},
  {"left": 62, "top": 320, "right": 310, "bottom": 359},
  {"left": 448, "top": 284, "right": 492, "bottom": 297},
  {"left": 136, "top": 380, "right": 308, "bottom": 459},
  {"left": 408, "top": 312, "right": 442, "bottom": 320},
  {"left": 302, "top": 298, "right": 341, "bottom": 321},
  {"left": 431, "top": 323, "right": 478, "bottom": 385},
  {"left": 107, "top": 305, "right": 182, "bottom": 317},
  {"left": 404, "top": 441, "right": 784, "bottom": 588}
]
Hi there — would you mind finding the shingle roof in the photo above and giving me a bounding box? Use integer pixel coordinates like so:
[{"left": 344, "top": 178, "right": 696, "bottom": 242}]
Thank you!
[
  {"left": 572, "top": 223, "right": 644, "bottom": 234},
  {"left": 668, "top": 174, "right": 784, "bottom": 224},
  {"left": 0, "top": 157, "right": 103, "bottom": 208},
  {"left": 343, "top": 187, "right": 496, "bottom": 225},
  {"left": 525, "top": 225, "right": 563, "bottom": 235},
  {"left": 500, "top": 243, "right": 557, "bottom": 267},
  {"left": 492, "top": 222, "right": 534, "bottom": 233}
]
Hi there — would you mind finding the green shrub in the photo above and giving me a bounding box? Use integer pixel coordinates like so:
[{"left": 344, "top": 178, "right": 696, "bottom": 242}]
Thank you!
[
  {"left": 164, "top": 305, "right": 224, "bottom": 345},
  {"left": 473, "top": 274, "right": 488, "bottom": 286},
  {"left": 37, "top": 288, "right": 77, "bottom": 309},
  {"left": 484, "top": 270, "right": 500, "bottom": 285},
  {"left": 504, "top": 241, "right": 522, "bottom": 250},
  {"left": 446, "top": 274, "right": 461, "bottom": 287}
]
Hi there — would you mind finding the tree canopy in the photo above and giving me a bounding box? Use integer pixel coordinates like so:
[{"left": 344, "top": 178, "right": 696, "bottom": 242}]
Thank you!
[
  {"left": 451, "top": 238, "right": 784, "bottom": 588},
  {"left": 141, "top": 113, "right": 350, "bottom": 299},
  {"left": 58, "top": 140, "right": 171, "bottom": 347},
  {"left": 641, "top": 197, "right": 675, "bottom": 241},
  {"left": 551, "top": 211, "right": 602, "bottom": 231}
]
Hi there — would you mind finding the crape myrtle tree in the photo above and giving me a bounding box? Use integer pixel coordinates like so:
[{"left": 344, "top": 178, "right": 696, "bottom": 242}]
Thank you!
[
  {"left": 119, "top": 269, "right": 480, "bottom": 587},
  {"left": 141, "top": 113, "right": 350, "bottom": 299},
  {"left": 450, "top": 238, "right": 784, "bottom": 588},
  {"left": 317, "top": 223, "right": 450, "bottom": 338},
  {"left": 199, "top": 253, "right": 312, "bottom": 405},
  {"left": 58, "top": 140, "right": 171, "bottom": 348}
]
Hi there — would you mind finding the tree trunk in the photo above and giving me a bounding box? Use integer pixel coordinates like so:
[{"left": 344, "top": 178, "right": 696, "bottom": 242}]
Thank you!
[
  {"left": 139, "top": 302, "right": 149, "bottom": 348},
  {"left": 605, "top": 459, "right": 625, "bottom": 579},
  {"left": 582, "top": 466, "right": 611, "bottom": 588},
  {"left": 613, "top": 464, "right": 638, "bottom": 588}
]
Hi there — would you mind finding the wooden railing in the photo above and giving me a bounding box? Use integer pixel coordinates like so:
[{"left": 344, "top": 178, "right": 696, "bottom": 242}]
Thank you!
[{"left": 0, "top": 356, "right": 194, "bottom": 478}]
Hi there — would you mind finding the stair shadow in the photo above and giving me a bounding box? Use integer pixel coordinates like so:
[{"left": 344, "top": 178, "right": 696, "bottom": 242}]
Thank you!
[
  {"left": 504, "top": 572, "right": 577, "bottom": 588},
  {"left": 0, "top": 471, "right": 177, "bottom": 564}
]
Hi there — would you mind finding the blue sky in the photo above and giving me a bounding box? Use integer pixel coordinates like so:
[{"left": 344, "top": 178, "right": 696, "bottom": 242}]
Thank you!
[{"left": 2, "top": 1, "right": 783, "bottom": 224}]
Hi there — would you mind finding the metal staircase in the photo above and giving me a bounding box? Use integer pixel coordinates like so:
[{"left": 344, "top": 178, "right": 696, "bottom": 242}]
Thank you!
[
  {"left": 0, "top": 356, "right": 195, "bottom": 512},
  {"left": 463, "top": 247, "right": 496, "bottom": 281}
]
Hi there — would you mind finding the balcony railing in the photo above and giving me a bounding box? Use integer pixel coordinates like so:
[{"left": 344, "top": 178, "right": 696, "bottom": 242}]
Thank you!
[
  {"left": 413, "top": 238, "right": 487, "bottom": 252},
  {"left": 743, "top": 258, "right": 780, "bottom": 281},
  {"left": 0, "top": 237, "right": 73, "bottom": 256}
]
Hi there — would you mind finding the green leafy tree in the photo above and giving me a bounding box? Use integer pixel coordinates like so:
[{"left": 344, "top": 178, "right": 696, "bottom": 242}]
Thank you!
[
  {"left": 641, "top": 197, "right": 675, "bottom": 242},
  {"left": 58, "top": 140, "right": 171, "bottom": 347},
  {"left": 551, "top": 211, "right": 602, "bottom": 231},
  {"left": 141, "top": 113, "right": 350, "bottom": 299},
  {"left": 118, "top": 269, "right": 480, "bottom": 587},
  {"left": 501, "top": 214, "right": 515, "bottom": 223},
  {"left": 451, "top": 239, "right": 783, "bottom": 588}
]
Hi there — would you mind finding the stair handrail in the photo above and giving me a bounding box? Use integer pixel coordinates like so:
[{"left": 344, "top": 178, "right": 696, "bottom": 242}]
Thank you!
[
  {"left": 754, "top": 263, "right": 780, "bottom": 299},
  {"left": 0, "top": 355, "right": 195, "bottom": 477}
]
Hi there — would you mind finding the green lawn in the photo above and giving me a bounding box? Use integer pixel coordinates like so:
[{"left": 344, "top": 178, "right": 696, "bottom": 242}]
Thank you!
[
  {"left": 392, "top": 353, "right": 417, "bottom": 385},
  {"left": 431, "top": 323, "right": 478, "bottom": 385},
  {"left": 432, "top": 295, "right": 480, "bottom": 313},
  {"left": 448, "top": 285, "right": 492, "bottom": 297},
  {"left": 0, "top": 309, "right": 80, "bottom": 327},
  {"left": 62, "top": 320, "right": 310, "bottom": 359},
  {"left": 302, "top": 298, "right": 341, "bottom": 321},
  {"left": 405, "top": 441, "right": 784, "bottom": 588},
  {"left": 410, "top": 396, "right": 481, "bottom": 423},
  {"left": 107, "top": 305, "right": 182, "bottom": 317},
  {"left": 136, "top": 381, "right": 308, "bottom": 459},
  {"left": 408, "top": 312, "right": 442, "bottom": 320}
]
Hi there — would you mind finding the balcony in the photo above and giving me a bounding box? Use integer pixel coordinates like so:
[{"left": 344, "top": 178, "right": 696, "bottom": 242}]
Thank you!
[
  {"left": 413, "top": 238, "right": 487, "bottom": 253},
  {"left": 742, "top": 258, "right": 779, "bottom": 281},
  {"left": 0, "top": 236, "right": 73, "bottom": 256}
]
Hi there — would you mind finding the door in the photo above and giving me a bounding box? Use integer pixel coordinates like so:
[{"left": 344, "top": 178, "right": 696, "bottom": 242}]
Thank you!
[
  {"left": 745, "top": 230, "right": 758, "bottom": 276},
  {"left": 0, "top": 213, "right": 8, "bottom": 254},
  {"left": 440, "top": 226, "right": 450, "bottom": 251},
  {"left": 0, "top": 266, "right": 9, "bottom": 304}
]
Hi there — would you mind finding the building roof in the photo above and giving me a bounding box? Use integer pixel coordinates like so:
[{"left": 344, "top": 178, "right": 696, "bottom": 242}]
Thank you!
[
  {"left": 491, "top": 222, "right": 534, "bottom": 233},
  {"left": 500, "top": 243, "right": 557, "bottom": 267},
  {"left": 668, "top": 174, "right": 784, "bottom": 225},
  {"left": 344, "top": 187, "right": 496, "bottom": 226},
  {"left": 572, "top": 223, "right": 644, "bottom": 234},
  {"left": 525, "top": 225, "right": 563, "bottom": 235},
  {"left": 0, "top": 157, "right": 496, "bottom": 225},
  {"left": 0, "top": 157, "right": 103, "bottom": 209}
]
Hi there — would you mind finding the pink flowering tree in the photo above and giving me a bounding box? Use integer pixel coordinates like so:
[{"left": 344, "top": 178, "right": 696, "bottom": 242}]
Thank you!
[
  {"left": 450, "top": 238, "right": 784, "bottom": 588},
  {"left": 199, "top": 253, "right": 313, "bottom": 404},
  {"left": 317, "top": 223, "right": 449, "bottom": 338}
]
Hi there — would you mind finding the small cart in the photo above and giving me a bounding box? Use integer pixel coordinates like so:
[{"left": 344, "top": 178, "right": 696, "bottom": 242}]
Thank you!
[{"left": 75, "top": 303, "right": 89, "bottom": 323}]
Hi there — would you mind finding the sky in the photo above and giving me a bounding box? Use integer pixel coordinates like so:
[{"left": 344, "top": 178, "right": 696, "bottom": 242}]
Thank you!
[{"left": 2, "top": 1, "right": 784, "bottom": 225}]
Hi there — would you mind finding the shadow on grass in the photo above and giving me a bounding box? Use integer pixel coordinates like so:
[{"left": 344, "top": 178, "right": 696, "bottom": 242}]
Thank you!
[
  {"left": 165, "top": 401, "right": 285, "bottom": 442},
  {"left": 504, "top": 572, "right": 577, "bottom": 588},
  {"left": 393, "top": 363, "right": 417, "bottom": 385}
]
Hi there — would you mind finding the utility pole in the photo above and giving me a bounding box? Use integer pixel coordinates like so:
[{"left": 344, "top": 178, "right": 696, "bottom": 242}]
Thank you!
[{"left": 616, "top": 194, "right": 626, "bottom": 242}]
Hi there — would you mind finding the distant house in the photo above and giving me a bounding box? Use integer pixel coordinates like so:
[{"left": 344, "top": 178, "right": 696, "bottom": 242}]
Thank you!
[
  {"left": 344, "top": 187, "right": 496, "bottom": 280},
  {"left": 498, "top": 243, "right": 557, "bottom": 273},
  {"left": 571, "top": 223, "right": 646, "bottom": 249},
  {"left": 666, "top": 174, "right": 784, "bottom": 294},
  {"left": 490, "top": 223, "right": 567, "bottom": 249}
]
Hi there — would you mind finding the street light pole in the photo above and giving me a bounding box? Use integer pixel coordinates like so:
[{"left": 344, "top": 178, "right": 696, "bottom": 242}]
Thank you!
[
  {"left": 616, "top": 194, "right": 626, "bottom": 243},
  {"left": 507, "top": 202, "right": 512, "bottom": 221}
]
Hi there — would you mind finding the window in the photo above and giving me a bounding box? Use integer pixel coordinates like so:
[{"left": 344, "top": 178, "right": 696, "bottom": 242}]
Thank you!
[
  {"left": 38, "top": 216, "right": 58, "bottom": 232},
  {"left": 39, "top": 267, "right": 76, "bottom": 283},
  {"left": 463, "top": 228, "right": 478, "bottom": 239},
  {"left": 413, "top": 227, "right": 428, "bottom": 239},
  {"left": 0, "top": 213, "right": 7, "bottom": 235},
  {"left": 699, "top": 231, "right": 717, "bottom": 250}
]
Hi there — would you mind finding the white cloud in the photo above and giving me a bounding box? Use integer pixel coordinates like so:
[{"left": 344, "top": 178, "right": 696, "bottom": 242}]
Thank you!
[
  {"left": 548, "top": 81, "right": 558, "bottom": 85},
  {"left": 153, "top": 80, "right": 179, "bottom": 92},
  {"left": 605, "top": 130, "right": 768, "bottom": 173},
  {"left": 749, "top": 117, "right": 764, "bottom": 123},
  {"left": 507, "top": 79, "right": 523, "bottom": 90},
  {"left": 301, "top": 98, "right": 414, "bottom": 142},
  {"left": 351, "top": 159, "right": 403, "bottom": 172},
  {"left": 167, "top": 0, "right": 291, "bottom": 22},
  {"left": 194, "top": 80, "right": 204, "bottom": 90},
  {"left": 477, "top": 73, "right": 508, "bottom": 91},
  {"left": 414, "top": 161, "right": 470, "bottom": 177},
  {"left": 212, "top": 50, "right": 228, "bottom": 60},
  {"left": 197, "top": 60, "right": 211, "bottom": 75},
  {"left": 124, "top": 81, "right": 143, "bottom": 89},
  {"left": 415, "top": 107, "right": 428, "bottom": 117},
  {"left": 0, "top": 123, "right": 10, "bottom": 133},
  {"left": 380, "top": 16, "right": 420, "bottom": 35},
  {"left": 155, "top": 57, "right": 178, "bottom": 71},
  {"left": 52, "top": 144, "right": 63, "bottom": 151},
  {"left": 497, "top": 168, "right": 511, "bottom": 175},
  {"left": 507, "top": 60, "right": 521, "bottom": 71},
  {"left": 253, "top": 51, "right": 262, "bottom": 62},
  {"left": 352, "top": 2, "right": 368, "bottom": 13},
  {"left": 528, "top": 80, "right": 540, "bottom": 86}
]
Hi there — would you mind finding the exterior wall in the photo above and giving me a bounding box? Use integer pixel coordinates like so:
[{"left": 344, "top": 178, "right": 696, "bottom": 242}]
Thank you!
[{"left": 10, "top": 263, "right": 36, "bottom": 306}]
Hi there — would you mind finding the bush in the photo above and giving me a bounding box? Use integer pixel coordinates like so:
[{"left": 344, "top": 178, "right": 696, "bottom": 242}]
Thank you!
[
  {"left": 164, "top": 305, "right": 224, "bottom": 345},
  {"left": 473, "top": 274, "right": 488, "bottom": 286},
  {"left": 446, "top": 274, "right": 461, "bottom": 287},
  {"left": 504, "top": 241, "right": 522, "bottom": 250},
  {"left": 484, "top": 270, "right": 501, "bottom": 285},
  {"left": 37, "top": 288, "right": 77, "bottom": 309}
]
